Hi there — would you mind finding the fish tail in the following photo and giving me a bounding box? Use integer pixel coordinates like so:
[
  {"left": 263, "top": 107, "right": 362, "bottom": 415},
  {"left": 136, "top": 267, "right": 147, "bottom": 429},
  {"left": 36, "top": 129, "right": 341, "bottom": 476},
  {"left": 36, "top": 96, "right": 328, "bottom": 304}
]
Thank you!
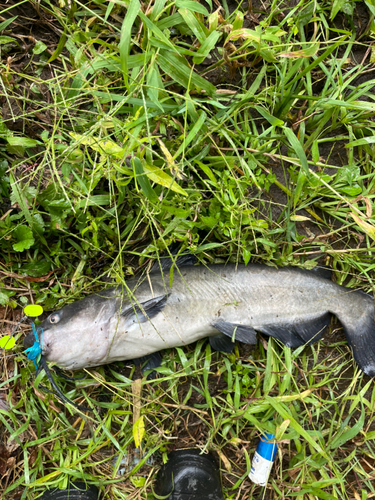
[{"left": 338, "top": 292, "right": 375, "bottom": 376}]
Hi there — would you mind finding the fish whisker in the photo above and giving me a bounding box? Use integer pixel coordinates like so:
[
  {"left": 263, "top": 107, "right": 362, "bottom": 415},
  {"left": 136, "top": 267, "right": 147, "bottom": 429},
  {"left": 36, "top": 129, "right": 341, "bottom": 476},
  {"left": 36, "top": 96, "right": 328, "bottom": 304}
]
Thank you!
[{"left": 38, "top": 356, "right": 92, "bottom": 413}]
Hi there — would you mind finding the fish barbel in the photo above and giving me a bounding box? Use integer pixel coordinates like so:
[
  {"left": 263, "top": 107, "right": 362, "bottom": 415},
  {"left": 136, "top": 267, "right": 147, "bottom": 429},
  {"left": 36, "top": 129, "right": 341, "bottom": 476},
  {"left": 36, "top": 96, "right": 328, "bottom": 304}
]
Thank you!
[{"left": 24, "top": 262, "right": 375, "bottom": 376}]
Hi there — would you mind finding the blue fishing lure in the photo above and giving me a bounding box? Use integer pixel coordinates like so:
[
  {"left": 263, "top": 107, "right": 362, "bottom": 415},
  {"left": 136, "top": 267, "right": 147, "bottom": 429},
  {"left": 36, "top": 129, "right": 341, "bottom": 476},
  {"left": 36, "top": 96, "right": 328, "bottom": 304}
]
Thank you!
[{"left": 24, "top": 323, "right": 43, "bottom": 369}]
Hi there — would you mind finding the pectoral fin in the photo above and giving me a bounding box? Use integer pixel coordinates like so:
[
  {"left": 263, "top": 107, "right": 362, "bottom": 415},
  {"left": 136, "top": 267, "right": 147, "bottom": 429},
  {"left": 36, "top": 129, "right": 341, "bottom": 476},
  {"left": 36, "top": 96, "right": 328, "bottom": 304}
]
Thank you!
[
  {"left": 133, "top": 351, "right": 163, "bottom": 380},
  {"left": 209, "top": 333, "right": 235, "bottom": 353},
  {"left": 121, "top": 294, "right": 169, "bottom": 323},
  {"left": 133, "top": 351, "right": 163, "bottom": 371},
  {"left": 212, "top": 321, "right": 257, "bottom": 344}
]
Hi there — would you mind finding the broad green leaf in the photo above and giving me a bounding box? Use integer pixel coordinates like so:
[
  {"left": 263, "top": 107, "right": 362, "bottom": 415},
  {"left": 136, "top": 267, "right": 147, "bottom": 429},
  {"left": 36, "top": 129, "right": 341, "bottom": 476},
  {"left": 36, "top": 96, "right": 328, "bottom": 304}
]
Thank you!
[
  {"left": 176, "top": 347, "right": 193, "bottom": 374},
  {"left": 308, "top": 488, "right": 338, "bottom": 500},
  {"left": 195, "top": 161, "right": 217, "bottom": 185},
  {"left": 149, "top": 0, "right": 167, "bottom": 20},
  {"left": 144, "top": 164, "right": 187, "bottom": 196},
  {"left": 174, "top": 111, "right": 207, "bottom": 157},
  {"left": 365, "top": 0, "right": 375, "bottom": 15},
  {"left": 339, "top": 185, "right": 361, "bottom": 196},
  {"left": 33, "top": 41, "right": 47, "bottom": 54},
  {"left": 350, "top": 212, "right": 375, "bottom": 241},
  {"left": 293, "top": 169, "right": 307, "bottom": 207},
  {"left": 227, "top": 27, "right": 286, "bottom": 44},
  {"left": 158, "top": 51, "right": 216, "bottom": 96},
  {"left": 278, "top": 42, "right": 319, "bottom": 58},
  {"left": 10, "top": 184, "right": 36, "bottom": 207},
  {"left": 146, "top": 64, "right": 163, "bottom": 111},
  {"left": 232, "top": 11, "right": 243, "bottom": 30},
  {"left": 331, "top": 0, "right": 353, "bottom": 19},
  {"left": 69, "top": 132, "right": 125, "bottom": 156},
  {"left": 7, "top": 137, "right": 40, "bottom": 148},
  {"left": 365, "top": 430, "right": 375, "bottom": 441},
  {"left": 266, "top": 396, "right": 327, "bottom": 457},
  {"left": 178, "top": 8, "right": 208, "bottom": 44},
  {"left": 21, "top": 260, "right": 51, "bottom": 277},
  {"left": 307, "top": 480, "right": 341, "bottom": 490},
  {"left": 263, "top": 338, "right": 277, "bottom": 395},
  {"left": 13, "top": 225, "right": 35, "bottom": 252},
  {"left": 0, "top": 289, "right": 16, "bottom": 307},
  {"left": 145, "top": 36, "right": 196, "bottom": 56},
  {"left": 275, "top": 419, "right": 291, "bottom": 441},
  {"left": 284, "top": 127, "right": 309, "bottom": 175},
  {"left": 75, "top": 195, "right": 111, "bottom": 209},
  {"left": 10, "top": 174, "right": 40, "bottom": 239},
  {"left": 175, "top": 0, "right": 209, "bottom": 15},
  {"left": 104, "top": 0, "right": 115, "bottom": 21},
  {"left": 287, "top": 37, "right": 347, "bottom": 88},
  {"left": 133, "top": 158, "right": 158, "bottom": 202},
  {"left": 48, "top": 32, "right": 67, "bottom": 63},
  {"left": 156, "top": 13, "right": 184, "bottom": 29},
  {"left": 330, "top": 405, "right": 365, "bottom": 449},
  {"left": 133, "top": 416, "right": 145, "bottom": 448},
  {"left": 130, "top": 476, "right": 146, "bottom": 487},
  {"left": 92, "top": 90, "right": 176, "bottom": 111},
  {"left": 0, "top": 16, "right": 17, "bottom": 31},
  {"left": 321, "top": 99, "right": 375, "bottom": 112},
  {"left": 256, "top": 106, "right": 284, "bottom": 127},
  {"left": 243, "top": 248, "right": 251, "bottom": 265},
  {"left": 194, "top": 242, "right": 224, "bottom": 252},
  {"left": 290, "top": 215, "right": 310, "bottom": 221},
  {"left": 90, "top": 53, "right": 151, "bottom": 73},
  {"left": 234, "top": 375, "right": 240, "bottom": 409},
  {"left": 298, "top": 1, "right": 315, "bottom": 25},
  {"left": 193, "top": 30, "right": 221, "bottom": 64},
  {"left": 139, "top": 11, "right": 182, "bottom": 55},
  {"left": 0, "top": 36, "right": 19, "bottom": 47},
  {"left": 346, "top": 136, "right": 375, "bottom": 147}
]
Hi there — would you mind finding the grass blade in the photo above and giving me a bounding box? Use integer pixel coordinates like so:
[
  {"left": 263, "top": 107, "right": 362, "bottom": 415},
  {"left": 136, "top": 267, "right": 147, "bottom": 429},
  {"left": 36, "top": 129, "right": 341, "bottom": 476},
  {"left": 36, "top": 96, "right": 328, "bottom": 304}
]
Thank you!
[{"left": 119, "top": 0, "right": 140, "bottom": 88}]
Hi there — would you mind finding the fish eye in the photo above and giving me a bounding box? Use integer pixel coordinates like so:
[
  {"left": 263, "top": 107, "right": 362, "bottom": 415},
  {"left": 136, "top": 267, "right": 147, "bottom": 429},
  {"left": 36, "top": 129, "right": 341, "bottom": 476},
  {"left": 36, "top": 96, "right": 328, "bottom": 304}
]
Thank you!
[{"left": 49, "top": 313, "right": 60, "bottom": 324}]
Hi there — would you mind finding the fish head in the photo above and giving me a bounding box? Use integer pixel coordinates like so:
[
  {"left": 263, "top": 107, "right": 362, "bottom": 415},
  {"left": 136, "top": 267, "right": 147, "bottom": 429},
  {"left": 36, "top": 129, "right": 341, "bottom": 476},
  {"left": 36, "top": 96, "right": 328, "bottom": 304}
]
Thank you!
[{"left": 23, "top": 291, "right": 117, "bottom": 370}]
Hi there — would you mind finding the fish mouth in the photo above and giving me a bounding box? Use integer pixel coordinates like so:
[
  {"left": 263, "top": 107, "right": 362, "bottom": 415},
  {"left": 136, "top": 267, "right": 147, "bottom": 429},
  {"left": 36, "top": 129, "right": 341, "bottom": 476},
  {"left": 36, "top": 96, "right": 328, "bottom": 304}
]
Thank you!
[
  {"left": 23, "top": 331, "right": 36, "bottom": 348},
  {"left": 23, "top": 326, "right": 49, "bottom": 349}
]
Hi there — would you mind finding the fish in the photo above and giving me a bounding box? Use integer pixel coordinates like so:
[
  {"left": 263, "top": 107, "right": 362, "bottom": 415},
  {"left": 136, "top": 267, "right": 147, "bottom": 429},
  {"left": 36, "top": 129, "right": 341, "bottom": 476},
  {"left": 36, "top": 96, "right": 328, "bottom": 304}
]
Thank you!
[{"left": 24, "top": 258, "right": 375, "bottom": 377}]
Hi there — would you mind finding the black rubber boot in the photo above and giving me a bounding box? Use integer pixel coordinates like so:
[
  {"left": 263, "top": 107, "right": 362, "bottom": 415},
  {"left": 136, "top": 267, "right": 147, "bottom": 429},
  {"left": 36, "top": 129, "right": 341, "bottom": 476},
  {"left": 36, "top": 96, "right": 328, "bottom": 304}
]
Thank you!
[
  {"left": 154, "top": 448, "right": 224, "bottom": 500},
  {"left": 41, "top": 482, "right": 99, "bottom": 500}
]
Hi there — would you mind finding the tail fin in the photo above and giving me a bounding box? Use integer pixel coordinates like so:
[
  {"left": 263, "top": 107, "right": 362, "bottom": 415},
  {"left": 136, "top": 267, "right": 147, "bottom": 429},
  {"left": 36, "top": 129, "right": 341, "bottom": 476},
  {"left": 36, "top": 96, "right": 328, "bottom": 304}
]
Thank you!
[{"left": 339, "top": 292, "right": 375, "bottom": 377}]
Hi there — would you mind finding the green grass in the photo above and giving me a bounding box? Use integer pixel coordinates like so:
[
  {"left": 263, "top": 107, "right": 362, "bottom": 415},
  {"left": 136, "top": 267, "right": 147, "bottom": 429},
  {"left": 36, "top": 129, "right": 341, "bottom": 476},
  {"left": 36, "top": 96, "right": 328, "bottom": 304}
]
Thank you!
[{"left": 1, "top": 0, "right": 375, "bottom": 498}]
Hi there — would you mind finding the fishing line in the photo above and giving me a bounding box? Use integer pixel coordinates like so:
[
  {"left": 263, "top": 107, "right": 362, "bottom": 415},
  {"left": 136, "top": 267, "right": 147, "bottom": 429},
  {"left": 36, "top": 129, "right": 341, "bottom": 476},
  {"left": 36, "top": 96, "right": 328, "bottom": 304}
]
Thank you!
[
  {"left": 51, "top": 366, "right": 86, "bottom": 382},
  {"left": 38, "top": 356, "right": 92, "bottom": 413},
  {"left": 2, "top": 312, "right": 91, "bottom": 412},
  {"left": 0, "top": 315, "right": 29, "bottom": 353},
  {"left": 0, "top": 353, "right": 18, "bottom": 359},
  {"left": 22, "top": 319, "right": 91, "bottom": 412}
]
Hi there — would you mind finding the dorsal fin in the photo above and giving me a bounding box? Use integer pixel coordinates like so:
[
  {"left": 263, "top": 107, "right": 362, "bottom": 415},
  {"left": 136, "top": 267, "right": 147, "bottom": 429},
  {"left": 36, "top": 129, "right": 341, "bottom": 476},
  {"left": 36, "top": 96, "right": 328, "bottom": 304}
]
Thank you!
[
  {"left": 150, "top": 251, "right": 197, "bottom": 273},
  {"left": 309, "top": 265, "right": 332, "bottom": 280}
]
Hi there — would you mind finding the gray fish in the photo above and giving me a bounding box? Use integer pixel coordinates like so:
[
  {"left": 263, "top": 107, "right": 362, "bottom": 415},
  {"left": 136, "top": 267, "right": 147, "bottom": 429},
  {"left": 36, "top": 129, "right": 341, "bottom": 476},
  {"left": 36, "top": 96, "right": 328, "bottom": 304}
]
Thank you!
[{"left": 24, "top": 260, "right": 375, "bottom": 376}]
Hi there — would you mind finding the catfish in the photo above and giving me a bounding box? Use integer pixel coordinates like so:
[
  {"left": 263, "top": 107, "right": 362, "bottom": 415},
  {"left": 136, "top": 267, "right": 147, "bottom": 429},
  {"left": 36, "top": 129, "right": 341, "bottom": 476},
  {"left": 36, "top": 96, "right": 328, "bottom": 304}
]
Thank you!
[{"left": 24, "top": 261, "right": 375, "bottom": 376}]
